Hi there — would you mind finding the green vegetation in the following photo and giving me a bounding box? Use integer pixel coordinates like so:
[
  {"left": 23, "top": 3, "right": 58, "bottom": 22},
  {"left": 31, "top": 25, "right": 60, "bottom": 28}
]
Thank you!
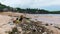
[{"left": 0, "top": 3, "right": 60, "bottom": 14}]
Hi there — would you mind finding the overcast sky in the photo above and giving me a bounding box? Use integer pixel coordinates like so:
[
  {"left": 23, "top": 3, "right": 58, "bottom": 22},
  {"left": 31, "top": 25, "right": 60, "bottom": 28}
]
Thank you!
[{"left": 0, "top": 0, "right": 60, "bottom": 11}]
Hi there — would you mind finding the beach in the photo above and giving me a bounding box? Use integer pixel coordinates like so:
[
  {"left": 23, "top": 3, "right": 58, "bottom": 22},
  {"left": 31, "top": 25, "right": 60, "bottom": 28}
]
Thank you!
[{"left": 0, "top": 12, "right": 60, "bottom": 34}]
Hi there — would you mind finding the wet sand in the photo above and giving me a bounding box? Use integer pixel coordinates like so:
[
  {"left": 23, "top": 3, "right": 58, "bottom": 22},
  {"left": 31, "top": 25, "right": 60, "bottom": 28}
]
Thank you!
[{"left": 26, "top": 14, "right": 60, "bottom": 24}]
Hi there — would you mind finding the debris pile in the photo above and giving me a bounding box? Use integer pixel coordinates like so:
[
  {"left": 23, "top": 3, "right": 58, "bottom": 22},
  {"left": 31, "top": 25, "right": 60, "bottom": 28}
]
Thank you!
[{"left": 8, "top": 20, "right": 53, "bottom": 34}]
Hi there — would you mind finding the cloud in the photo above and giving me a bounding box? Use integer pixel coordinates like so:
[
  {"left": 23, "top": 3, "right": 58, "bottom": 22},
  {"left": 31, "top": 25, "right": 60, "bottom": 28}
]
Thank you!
[
  {"left": 0, "top": 0, "right": 60, "bottom": 10},
  {"left": 29, "top": 0, "right": 60, "bottom": 8}
]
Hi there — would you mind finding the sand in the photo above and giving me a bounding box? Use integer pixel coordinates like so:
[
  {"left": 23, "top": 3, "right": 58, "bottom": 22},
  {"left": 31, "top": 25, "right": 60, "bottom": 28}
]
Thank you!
[
  {"left": 0, "top": 15, "right": 15, "bottom": 34},
  {"left": 0, "top": 12, "right": 60, "bottom": 34},
  {"left": 0, "top": 12, "right": 24, "bottom": 17}
]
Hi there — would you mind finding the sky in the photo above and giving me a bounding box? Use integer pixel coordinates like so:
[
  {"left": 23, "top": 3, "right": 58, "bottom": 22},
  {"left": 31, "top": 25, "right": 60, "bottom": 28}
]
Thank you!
[{"left": 0, "top": 0, "right": 60, "bottom": 11}]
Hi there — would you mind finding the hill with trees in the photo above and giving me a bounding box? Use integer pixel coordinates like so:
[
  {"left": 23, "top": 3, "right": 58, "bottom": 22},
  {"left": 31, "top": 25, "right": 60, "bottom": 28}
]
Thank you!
[{"left": 0, "top": 3, "right": 60, "bottom": 14}]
